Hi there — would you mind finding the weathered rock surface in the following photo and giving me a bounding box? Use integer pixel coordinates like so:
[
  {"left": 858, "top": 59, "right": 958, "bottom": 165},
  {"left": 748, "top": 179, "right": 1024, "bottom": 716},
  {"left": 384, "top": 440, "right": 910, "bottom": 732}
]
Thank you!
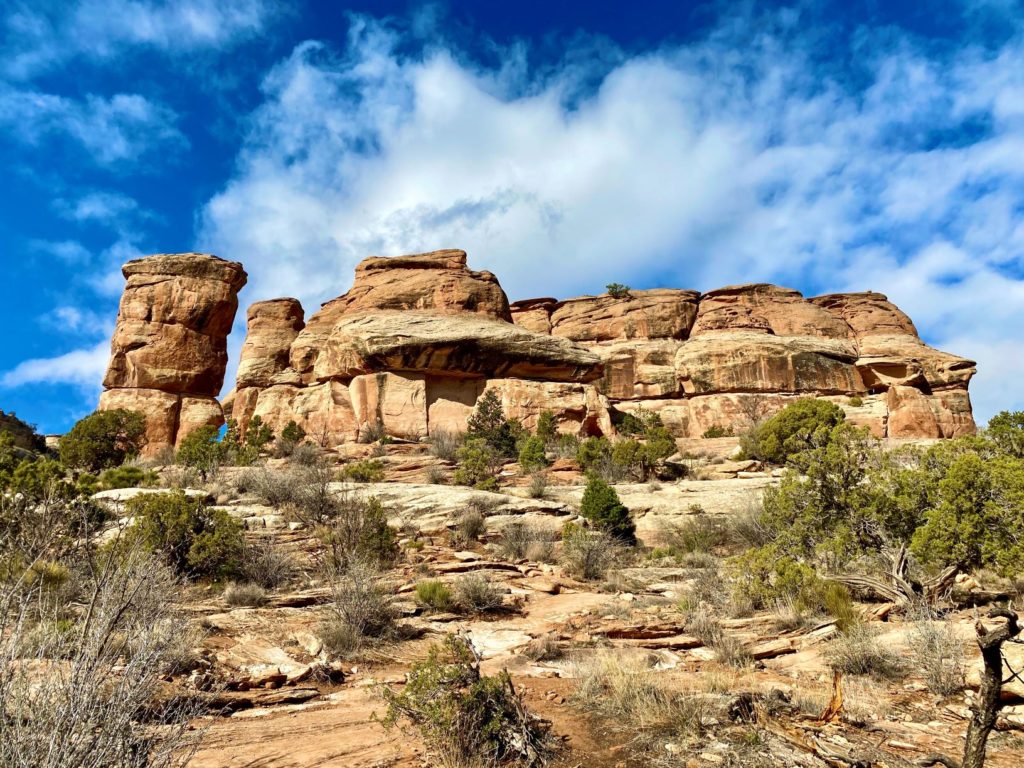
[
  {"left": 99, "top": 248, "right": 975, "bottom": 448},
  {"left": 99, "top": 253, "right": 247, "bottom": 454}
]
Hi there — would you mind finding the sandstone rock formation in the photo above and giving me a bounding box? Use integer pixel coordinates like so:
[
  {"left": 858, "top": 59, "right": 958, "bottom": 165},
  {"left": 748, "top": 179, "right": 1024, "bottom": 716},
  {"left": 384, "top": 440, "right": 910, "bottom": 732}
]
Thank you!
[
  {"left": 227, "top": 250, "right": 609, "bottom": 445},
  {"left": 99, "top": 248, "right": 975, "bottom": 450},
  {"left": 99, "top": 253, "right": 247, "bottom": 455}
]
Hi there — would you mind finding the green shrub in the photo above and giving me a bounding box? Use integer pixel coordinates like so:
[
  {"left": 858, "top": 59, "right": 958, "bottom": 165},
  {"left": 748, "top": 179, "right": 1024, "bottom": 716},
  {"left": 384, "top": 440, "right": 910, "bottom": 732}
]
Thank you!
[
  {"left": 576, "top": 436, "right": 611, "bottom": 474},
  {"left": 9, "top": 457, "right": 70, "bottom": 499},
  {"left": 381, "top": 635, "right": 553, "bottom": 767},
  {"left": 60, "top": 409, "right": 146, "bottom": 471},
  {"left": 701, "top": 424, "right": 733, "bottom": 439},
  {"left": 517, "top": 435, "right": 549, "bottom": 473},
  {"left": 452, "top": 438, "right": 501, "bottom": 491},
  {"left": 453, "top": 573, "right": 504, "bottom": 613},
  {"left": 223, "top": 582, "right": 267, "bottom": 607},
  {"left": 605, "top": 283, "right": 631, "bottom": 299},
  {"left": 535, "top": 410, "right": 557, "bottom": 443},
  {"left": 847, "top": 395, "right": 864, "bottom": 408},
  {"left": 281, "top": 420, "right": 306, "bottom": 445},
  {"left": 98, "top": 465, "right": 158, "bottom": 490},
  {"left": 824, "top": 626, "right": 906, "bottom": 681},
  {"left": 987, "top": 410, "right": 1024, "bottom": 458},
  {"left": 740, "top": 398, "right": 845, "bottom": 465},
  {"left": 579, "top": 474, "right": 635, "bottom": 543},
  {"left": 318, "top": 495, "right": 399, "bottom": 570},
  {"left": 467, "top": 390, "right": 524, "bottom": 458},
  {"left": 126, "top": 490, "right": 244, "bottom": 579},
  {"left": 415, "top": 579, "right": 454, "bottom": 612},
  {"left": 340, "top": 459, "right": 386, "bottom": 483},
  {"left": 176, "top": 425, "right": 223, "bottom": 479}
]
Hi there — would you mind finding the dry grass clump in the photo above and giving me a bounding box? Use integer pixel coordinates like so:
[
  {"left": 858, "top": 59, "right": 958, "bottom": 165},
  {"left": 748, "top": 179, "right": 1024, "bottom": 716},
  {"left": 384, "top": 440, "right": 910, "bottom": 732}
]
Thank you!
[
  {"left": 573, "top": 652, "right": 708, "bottom": 737},
  {"left": 908, "top": 611, "right": 966, "bottom": 696},
  {"left": 223, "top": 581, "right": 267, "bottom": 607},
  {"left": 527, "top": 472, "right": 549, "bottom": 499},
  {"left": 239, "top": 536, "right": 297, "bottom": 589},
  {"left": 453, "top": 573, "right": 505, "bottom": 614},
  {"left": 428, "top": 429, "right": 464, "bottom": 461},
  {"left": 320, "top": 559, "right": 396, "bottom": 657},
  {"left": 497, "top": 521, "right": 554, "bottom": 562},
  {"left": 824, "top": 625, "right": 906, "bottom": 681},
  {"left": 560, "top": 526, "right": 617, "bottom": 581},
  {"left": 450, "top": 507, "right": 486, "bottom": 548},
  {"left": 522, "top": 633, "right": 562, "bottom": 662}
]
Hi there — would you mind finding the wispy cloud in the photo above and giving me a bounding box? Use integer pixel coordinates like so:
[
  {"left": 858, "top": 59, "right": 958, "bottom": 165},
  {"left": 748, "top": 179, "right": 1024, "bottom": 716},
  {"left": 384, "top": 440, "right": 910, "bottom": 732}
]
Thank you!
[
  {"left": 198, "top": 10, "right": 1024, "bottom": 423},
  {"left": 2, "top": 0, "right": 275, "bottom": 79},
  {"left": 54, "top": 190, "right": 141, "bottom": 226},
  {"left": 0, "top": 87, "right": 185, "bottom": 165},
  {"left": 0, "top": 339, "right": 110, "bottom": 391}
]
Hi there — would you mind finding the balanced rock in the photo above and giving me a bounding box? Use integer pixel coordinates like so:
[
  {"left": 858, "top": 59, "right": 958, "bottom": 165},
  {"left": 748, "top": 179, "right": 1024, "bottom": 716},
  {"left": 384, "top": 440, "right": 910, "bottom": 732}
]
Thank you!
[{"left": 99, "top": 253, "right": 247, "bottom": 454}]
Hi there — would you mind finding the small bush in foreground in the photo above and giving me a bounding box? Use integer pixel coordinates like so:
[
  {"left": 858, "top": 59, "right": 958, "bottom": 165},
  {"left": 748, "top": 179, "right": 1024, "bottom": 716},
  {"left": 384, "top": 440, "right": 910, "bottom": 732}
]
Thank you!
[
  {"left": 416, "top": 580, "right": 455, "bottom": 612},
  {"left": 451, "top": 507, "right": 486, "bottom": 548},
  {"left": 239, "top": 536, "right": 297, "bottom": 589},
  {"left": 497, "top": 521, "right": 554, "bottom": 562},
  {"left": 909, "top": 613, "right": 966, "bottom": 697},
  {"left": 454, "top": 573, "right": 505, "bottom": 613},
  {"left": 340, "top": 459, "right": 385, "bottom": 483},
  {"left": 824, "top": 626, "right": 906, "bottom": 681},
  {"left": 126, "top": 490, "right": 243, "bottom": 580},
  {"left": 452, "top": 438, "right": 501, "bottom": 491},
  {"left": 318, "top": 495, "right": 399, "bottom": 571},
  {"left": 60, "top": 409, "right": 146, "bottom": 471},
  {"left": 517, "top": 436, "right": 549, "bottom": 473},
  {"left": 429, "top": 429, "right": 464, "bottom": 461},
  {"left": 381, "top": 635, "right": 553, "bottom": 768},
  {"left": 223, "top": 581, "right": 267, "bottom": 607},
  {"left": 579, "top": 474, "right": 635, "bottom": 543},
  {"left": 321, "top": 560, "right": 396, "bottom": 657},
  {"left": 560, "top": 524, "right": 616, "bottom": 581}
]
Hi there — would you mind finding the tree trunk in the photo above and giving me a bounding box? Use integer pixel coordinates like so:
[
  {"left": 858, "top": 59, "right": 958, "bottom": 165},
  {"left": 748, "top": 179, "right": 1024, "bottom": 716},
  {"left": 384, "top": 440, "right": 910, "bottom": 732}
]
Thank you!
[{"left": 961, "top": 605, "right": 1020, "bottom": 768}]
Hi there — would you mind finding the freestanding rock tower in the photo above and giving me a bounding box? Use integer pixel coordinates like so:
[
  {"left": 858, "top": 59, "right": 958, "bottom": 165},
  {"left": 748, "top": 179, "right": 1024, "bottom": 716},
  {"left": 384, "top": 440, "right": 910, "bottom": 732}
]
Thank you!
[{"left": 98, "top": 253, "right": 247, "bottom": 455}]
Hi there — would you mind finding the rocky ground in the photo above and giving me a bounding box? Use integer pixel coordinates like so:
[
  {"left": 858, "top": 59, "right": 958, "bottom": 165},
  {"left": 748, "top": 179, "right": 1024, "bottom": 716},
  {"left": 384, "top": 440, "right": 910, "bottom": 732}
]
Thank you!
[{"left": 97, "top": 441, "right": 1024, "bottom": 768}]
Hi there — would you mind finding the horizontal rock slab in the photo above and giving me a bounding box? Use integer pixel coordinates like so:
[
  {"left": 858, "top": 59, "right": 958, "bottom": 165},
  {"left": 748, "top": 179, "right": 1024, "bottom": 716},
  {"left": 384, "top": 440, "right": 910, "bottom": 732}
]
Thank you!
[{"left": 305, "top": 311, "right": 603, "bottom": 383}]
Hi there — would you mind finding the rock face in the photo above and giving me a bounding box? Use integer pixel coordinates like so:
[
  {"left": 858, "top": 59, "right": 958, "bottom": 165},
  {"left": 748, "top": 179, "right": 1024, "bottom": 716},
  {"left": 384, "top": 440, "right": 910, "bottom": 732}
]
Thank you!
[
  {"left": 512, "top": 284, "right": 976, "bottom": 440},
  {"left": 99, "top": 253, "right": 247, "bottom": 455},
  {"left": 99, "top": 248, "right": 975, "bottom": 450},
  {"left": 227, "top": 251, "right": 609, "bottom": 444}
]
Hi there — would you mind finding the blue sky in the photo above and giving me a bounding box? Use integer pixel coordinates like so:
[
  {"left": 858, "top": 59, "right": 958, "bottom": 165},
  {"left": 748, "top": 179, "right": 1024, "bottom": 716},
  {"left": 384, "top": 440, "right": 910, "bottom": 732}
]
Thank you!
[{"left": 1, "top": 0, "right": 1023, "bottom": 434}]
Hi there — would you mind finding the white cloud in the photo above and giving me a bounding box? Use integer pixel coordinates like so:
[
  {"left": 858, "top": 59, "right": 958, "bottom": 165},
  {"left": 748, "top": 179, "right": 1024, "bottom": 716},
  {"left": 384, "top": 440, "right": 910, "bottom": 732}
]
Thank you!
[
  {"left": 41, "top": 306, "right": 112, "bottom": 337},
  {"left": 30, "top": 239, "right": 92, "bottom": 265},
  {"left": 54, "top": 190, "right": 140, "bottom": 225},
  {"left": 0, "top": 87, "right": 185, "bottom": 165},
  {"left": 2, "top": 0, "right": 274, "bottom": 79},
  {"left": 186, "top": 13, "right": 1018, "bottom": 424},
  {"left": 0, "top": 340, "right": 110, "bottom": 391}
]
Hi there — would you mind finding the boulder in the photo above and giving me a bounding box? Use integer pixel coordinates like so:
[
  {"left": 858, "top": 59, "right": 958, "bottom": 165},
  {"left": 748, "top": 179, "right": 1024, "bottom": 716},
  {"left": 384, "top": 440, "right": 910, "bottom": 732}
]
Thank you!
[{"left": 236, "top": 299, "right": 305, "bottom": 388}]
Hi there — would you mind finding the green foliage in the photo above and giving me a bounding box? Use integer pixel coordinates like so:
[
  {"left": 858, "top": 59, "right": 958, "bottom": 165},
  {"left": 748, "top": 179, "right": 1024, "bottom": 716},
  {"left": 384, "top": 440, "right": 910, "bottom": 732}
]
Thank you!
[
  {"left": 579, "top": 474, "right": 635, "bottom": 543},
  {"left": 576, "top": 436, "right": 611, "bottom": 473},
  {"left": 847, "top": 395, "right": 864, "bottom": 408},
  {"left": 340, "top": 459, "right": 386, "bottom": 483},
  {"left": 245, "top": 415, "right": 275, "bottom": 450},
  {"left": 987, "top": 410, "right": 1024, "bottom": 458},
  {"left": 281, "top": 420, "right": 306, "bottom": 445},
  {"left": 175, "top": 425, "right": 223, "bottom": 478},
  {"left": 910, "top": 451, "right": 1024, "bottom": 575},
  {"left": 318, "top": 495, "right": 399, "bottom": 570},
  {"left": 10, "top": 457, "right": 70, "bottom": 499},
  {"left": 381, "top": 635, "right": 551, "bottom": 768},
  {"left": 0, "top": 409, "right": 46, "bottom": 452},
  {"left": 614, "top": 408, "right": 660, "bottom": 437},
  {"left": 98, "top": 465, "right": 158, "bottom": 490},
  {"left": 453, "top": 438, "right": 501, "bottom": 491},
  {"left": 517, "top": 435, "right": 549, "bottom": 473},
  {"left": 701, "top": 424, "right": 733, "bottom": 439},
  {"left": 535, "top": 410, "right": 557, "bottom": 443},
  {"left": 60, "top": 409, "right": 147, "bottom": 471},
  {"left": 415, "top": 580, "right": 455, "bottom": 611},
  {"left": 127, "top": 490, "right": 243, "bottom": 579},
  {"left": 740, "top": 398, "right": 845, "bottom": 465},
  {"left": 605, "top": 282, "right": 631, "bottom": 299},
  {"left": 466, "top": 390, "right": 525, "bottom": 458}
]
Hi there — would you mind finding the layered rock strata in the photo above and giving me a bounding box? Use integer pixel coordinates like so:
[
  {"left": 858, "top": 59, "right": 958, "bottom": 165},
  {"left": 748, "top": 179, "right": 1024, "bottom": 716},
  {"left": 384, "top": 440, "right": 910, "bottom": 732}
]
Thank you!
[
  {"left": 100, "top": 248, "right": 975, "bottom": 449},
  {"left": 512, "top": 283, "right": 976, "bottom": 439},
  {"left": 226, "top": 250, "right": 609, "bottom": 444},
  {"left": 99, "top": 253, "right": 247, "bottom": 455}
]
